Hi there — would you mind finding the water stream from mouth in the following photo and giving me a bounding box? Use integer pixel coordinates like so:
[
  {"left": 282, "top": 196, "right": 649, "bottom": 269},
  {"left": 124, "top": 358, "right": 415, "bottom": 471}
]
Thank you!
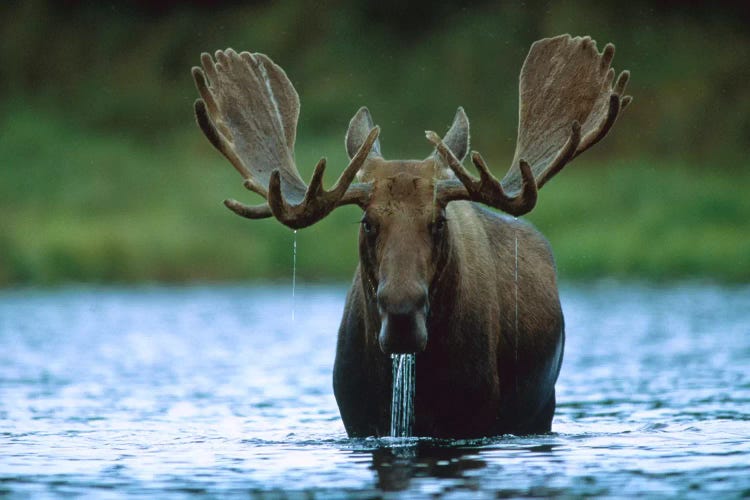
[{"left": 390, "top": 353, "right": 415, "bottom": 437}]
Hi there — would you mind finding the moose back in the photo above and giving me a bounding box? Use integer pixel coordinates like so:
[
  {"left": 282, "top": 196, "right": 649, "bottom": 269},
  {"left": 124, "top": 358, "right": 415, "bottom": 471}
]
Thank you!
[{"left": 191, "top": 34, "right": 631, "bottom": 438}]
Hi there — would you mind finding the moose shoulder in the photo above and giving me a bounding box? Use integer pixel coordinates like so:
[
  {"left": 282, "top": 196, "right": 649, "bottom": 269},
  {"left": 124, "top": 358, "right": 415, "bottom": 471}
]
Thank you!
[{"left": 191, "top": 34, "right": 631, "bottom": 438}]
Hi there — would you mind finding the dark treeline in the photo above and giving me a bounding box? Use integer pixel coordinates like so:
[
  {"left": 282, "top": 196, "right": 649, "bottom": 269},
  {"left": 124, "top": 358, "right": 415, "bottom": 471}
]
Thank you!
[{"left": 2, "top": 0, "right": 749, "bottom": 165}]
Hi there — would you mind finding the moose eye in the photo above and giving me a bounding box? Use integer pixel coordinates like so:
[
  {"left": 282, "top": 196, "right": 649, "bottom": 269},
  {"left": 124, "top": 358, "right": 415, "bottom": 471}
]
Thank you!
[
  {"left": 432, "top": 217, "right": 447, "bottom": 233},
  {"left": 361, "top": 218, "right": 374, "bottom": 234}
]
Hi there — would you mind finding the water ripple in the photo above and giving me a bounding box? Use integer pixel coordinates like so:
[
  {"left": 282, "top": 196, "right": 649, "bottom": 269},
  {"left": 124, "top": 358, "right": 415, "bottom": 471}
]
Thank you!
[{"left": 0, "top": 283, "right": 749, "bottom": 497}]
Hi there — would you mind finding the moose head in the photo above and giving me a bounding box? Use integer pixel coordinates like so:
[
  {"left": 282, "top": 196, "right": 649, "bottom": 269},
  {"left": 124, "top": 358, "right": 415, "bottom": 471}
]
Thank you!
[{"left": 192, "top": 35, "right": 630, "bottom": 437}]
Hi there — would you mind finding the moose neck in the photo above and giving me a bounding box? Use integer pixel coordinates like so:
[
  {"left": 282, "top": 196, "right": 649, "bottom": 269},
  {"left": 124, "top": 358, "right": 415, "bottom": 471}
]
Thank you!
[{"left": 425, "top": 201, "right": 501, "bottom": 352}]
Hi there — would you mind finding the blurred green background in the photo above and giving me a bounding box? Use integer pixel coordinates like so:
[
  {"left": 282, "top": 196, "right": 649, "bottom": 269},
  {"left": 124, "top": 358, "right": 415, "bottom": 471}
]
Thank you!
[{"left": 1, "top": 0, "right": 748, "bottom": 286}]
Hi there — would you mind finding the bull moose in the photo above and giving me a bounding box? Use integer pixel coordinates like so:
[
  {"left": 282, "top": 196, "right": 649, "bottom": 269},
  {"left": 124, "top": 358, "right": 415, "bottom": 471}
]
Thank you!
[{"left": 191, "top": 34, "right": 631, "bottom": 438}]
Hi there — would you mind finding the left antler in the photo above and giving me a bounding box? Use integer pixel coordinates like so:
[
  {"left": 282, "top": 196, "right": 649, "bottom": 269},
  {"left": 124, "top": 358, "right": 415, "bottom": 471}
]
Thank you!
[
  {"left": 429, "top": 34, "right": 631, "bottom": 216},
  {"left": 192, "top": 50, "right": 377, "bottom": 229}
]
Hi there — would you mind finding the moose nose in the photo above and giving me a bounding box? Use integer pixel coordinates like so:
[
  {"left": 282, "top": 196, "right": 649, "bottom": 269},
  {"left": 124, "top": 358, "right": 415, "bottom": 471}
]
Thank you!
[
  {"left": 377, "top": 284, "right": 428, "bottom": 354},
  {"left": 376, "top": 285, "right": 428, "bottom": 316}
]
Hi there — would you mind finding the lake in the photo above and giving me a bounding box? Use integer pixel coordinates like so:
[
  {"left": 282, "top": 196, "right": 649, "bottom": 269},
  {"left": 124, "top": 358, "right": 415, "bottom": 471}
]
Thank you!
[{"left": 1, "top": 282, "right": 748, "bottom": 498}]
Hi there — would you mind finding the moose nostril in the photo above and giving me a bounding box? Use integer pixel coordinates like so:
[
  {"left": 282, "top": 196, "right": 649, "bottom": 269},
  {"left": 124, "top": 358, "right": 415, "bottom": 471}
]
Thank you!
[{"left": 378, "top": 308, "right": 429, "bottom": 354}]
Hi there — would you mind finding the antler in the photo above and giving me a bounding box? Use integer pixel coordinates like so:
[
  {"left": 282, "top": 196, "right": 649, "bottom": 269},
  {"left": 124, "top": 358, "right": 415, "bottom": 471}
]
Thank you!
[
  {"left": 192, "top": 50, "right": 378, "bottom": 229},
  {"left": 429, "top": 34, "right": 631, "bottom": 216}
]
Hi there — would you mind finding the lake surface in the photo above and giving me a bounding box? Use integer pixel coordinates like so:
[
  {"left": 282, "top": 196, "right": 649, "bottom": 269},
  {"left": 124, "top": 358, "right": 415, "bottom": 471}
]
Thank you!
[{"left": 1, "top": 282, "right": 748, "bottom": 498}]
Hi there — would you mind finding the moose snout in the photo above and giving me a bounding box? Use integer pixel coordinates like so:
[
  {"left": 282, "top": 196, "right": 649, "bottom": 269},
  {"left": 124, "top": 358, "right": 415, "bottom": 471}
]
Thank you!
[{"left": 377, "top": 285, "right": 428, "bottom": 354}]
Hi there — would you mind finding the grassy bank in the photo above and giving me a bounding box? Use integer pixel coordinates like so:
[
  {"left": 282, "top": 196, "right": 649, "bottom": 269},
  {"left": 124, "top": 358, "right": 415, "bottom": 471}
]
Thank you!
[
  {"left": 531, "top": 160, "right": 750, "bottom": 282},
  {"left": 1, "top": 106, "right": 748, "bottom": 286}
]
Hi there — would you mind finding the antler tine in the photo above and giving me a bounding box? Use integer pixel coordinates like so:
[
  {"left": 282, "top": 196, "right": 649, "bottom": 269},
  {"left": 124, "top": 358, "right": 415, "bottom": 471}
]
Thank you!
[
  {"left": 426, "top": 131, "right": 475, "bottom": 188},
  {"left": 617, "top": 71, "right": 633, "bottom": 110},
  {"left": 573, "top": 93, "right": 619, "bottom": 159},
  {"left": 224, "top": 199, "right": 273, "bottom": 219},
  {"left": 428, "top": 131, "right": 538, "bottom": 216},
  {"left": 537, "top": 120, "right": 582, "bottom": 189},
  {"left": 266, "top": 127, "right": 379, "bottom": 229},
  {"left": 574, "top": 69, "right": 629, "bottom": 158},
  {"left": 329, "top": 126, "right": 380, "bottom": 200},
  {"left": 615, "top": 69, "right": 630, "bottom": 95},
  {"left": 600, "top": 43, "right": 615, "bottom": 70}
]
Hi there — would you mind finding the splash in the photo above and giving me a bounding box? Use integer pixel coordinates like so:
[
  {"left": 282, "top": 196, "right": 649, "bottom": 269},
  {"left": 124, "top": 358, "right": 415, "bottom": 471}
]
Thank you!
[{"left": 390, "top": 353, "right": 416, "bottom": 437}]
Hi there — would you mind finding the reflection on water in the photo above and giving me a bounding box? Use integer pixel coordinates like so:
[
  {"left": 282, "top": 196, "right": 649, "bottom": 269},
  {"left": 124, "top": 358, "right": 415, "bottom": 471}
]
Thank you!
[
  {"left": 371, "top": 442, "right": 486, "bottom": 493},
  {"left": 0, "top": 282, "right": 749, "bottom": 497}
]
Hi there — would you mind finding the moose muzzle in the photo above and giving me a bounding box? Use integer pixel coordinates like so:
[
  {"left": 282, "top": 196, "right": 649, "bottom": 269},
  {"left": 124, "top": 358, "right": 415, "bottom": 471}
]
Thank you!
[{"left": 376, "top": 285, "right": 428, "bottom": 354}]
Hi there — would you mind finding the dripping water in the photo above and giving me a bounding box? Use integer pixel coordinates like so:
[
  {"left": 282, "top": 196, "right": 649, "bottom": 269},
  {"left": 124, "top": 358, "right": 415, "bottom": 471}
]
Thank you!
[
  {"left": 390, "top": 353, "right": 415, "bottom": 437},
  {"left": 292, "top": 229, "right": 297, "bottom": 322},
  {"left": 513, "top": 217, "right": 520, "bottom": 394}
]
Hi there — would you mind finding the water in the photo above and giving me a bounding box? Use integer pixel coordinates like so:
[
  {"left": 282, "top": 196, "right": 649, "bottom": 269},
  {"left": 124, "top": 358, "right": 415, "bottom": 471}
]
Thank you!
[
  {"left": 0, "top": 282, "right": 749, "bottom": 498},
  {"left": 390, "top": 354, "right": 415, "bottom": 437}
]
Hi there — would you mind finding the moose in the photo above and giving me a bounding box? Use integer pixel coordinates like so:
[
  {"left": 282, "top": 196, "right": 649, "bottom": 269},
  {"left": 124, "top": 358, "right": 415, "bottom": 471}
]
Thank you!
[{"left": 191, "top": 34, "right": 631, "bottom": 438}]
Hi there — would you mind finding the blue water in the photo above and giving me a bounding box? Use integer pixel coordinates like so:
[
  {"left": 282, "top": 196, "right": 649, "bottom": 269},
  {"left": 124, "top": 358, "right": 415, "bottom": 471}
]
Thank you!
[{"left": 0, "top": 283, "right": 748, "bottom": 498}]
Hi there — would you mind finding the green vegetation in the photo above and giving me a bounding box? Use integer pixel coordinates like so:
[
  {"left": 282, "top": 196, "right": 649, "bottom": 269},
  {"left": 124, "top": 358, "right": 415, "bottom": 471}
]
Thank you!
[
  {"left": 530, "top": 160, "right": 750, "bottom": 282},
  {"left": 1, "top": 1, "right": 748, "bottom": 285}
]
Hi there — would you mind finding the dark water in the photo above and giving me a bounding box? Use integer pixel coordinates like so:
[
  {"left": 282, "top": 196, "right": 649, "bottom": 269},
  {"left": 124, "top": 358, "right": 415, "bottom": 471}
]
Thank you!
[{"left": 0, "top": 283, "right": 748, "bottom": 498}]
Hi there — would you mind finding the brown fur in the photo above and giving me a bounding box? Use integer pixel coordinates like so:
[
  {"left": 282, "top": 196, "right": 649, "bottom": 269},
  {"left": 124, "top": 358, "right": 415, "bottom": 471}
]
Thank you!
[{"left": 333, "top": 158, "right": 564, "bottom": 437}]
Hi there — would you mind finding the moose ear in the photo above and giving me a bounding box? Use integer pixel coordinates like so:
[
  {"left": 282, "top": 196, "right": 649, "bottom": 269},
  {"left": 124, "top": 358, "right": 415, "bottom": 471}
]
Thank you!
[
  {"left": 346, "top": 107, "right": 382, "bottom": 160},
  {"left": 439, "top": 107, "right": 470, "bottom": 162}
]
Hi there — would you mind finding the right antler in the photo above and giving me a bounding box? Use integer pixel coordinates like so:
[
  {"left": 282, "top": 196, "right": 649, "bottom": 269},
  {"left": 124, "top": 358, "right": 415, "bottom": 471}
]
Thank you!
[
  {"left": 192, "top": 50, "right": 378, "bottom": 229},
  {"left": 430, "top": 34, "right": 631, "bottom": 216}
]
